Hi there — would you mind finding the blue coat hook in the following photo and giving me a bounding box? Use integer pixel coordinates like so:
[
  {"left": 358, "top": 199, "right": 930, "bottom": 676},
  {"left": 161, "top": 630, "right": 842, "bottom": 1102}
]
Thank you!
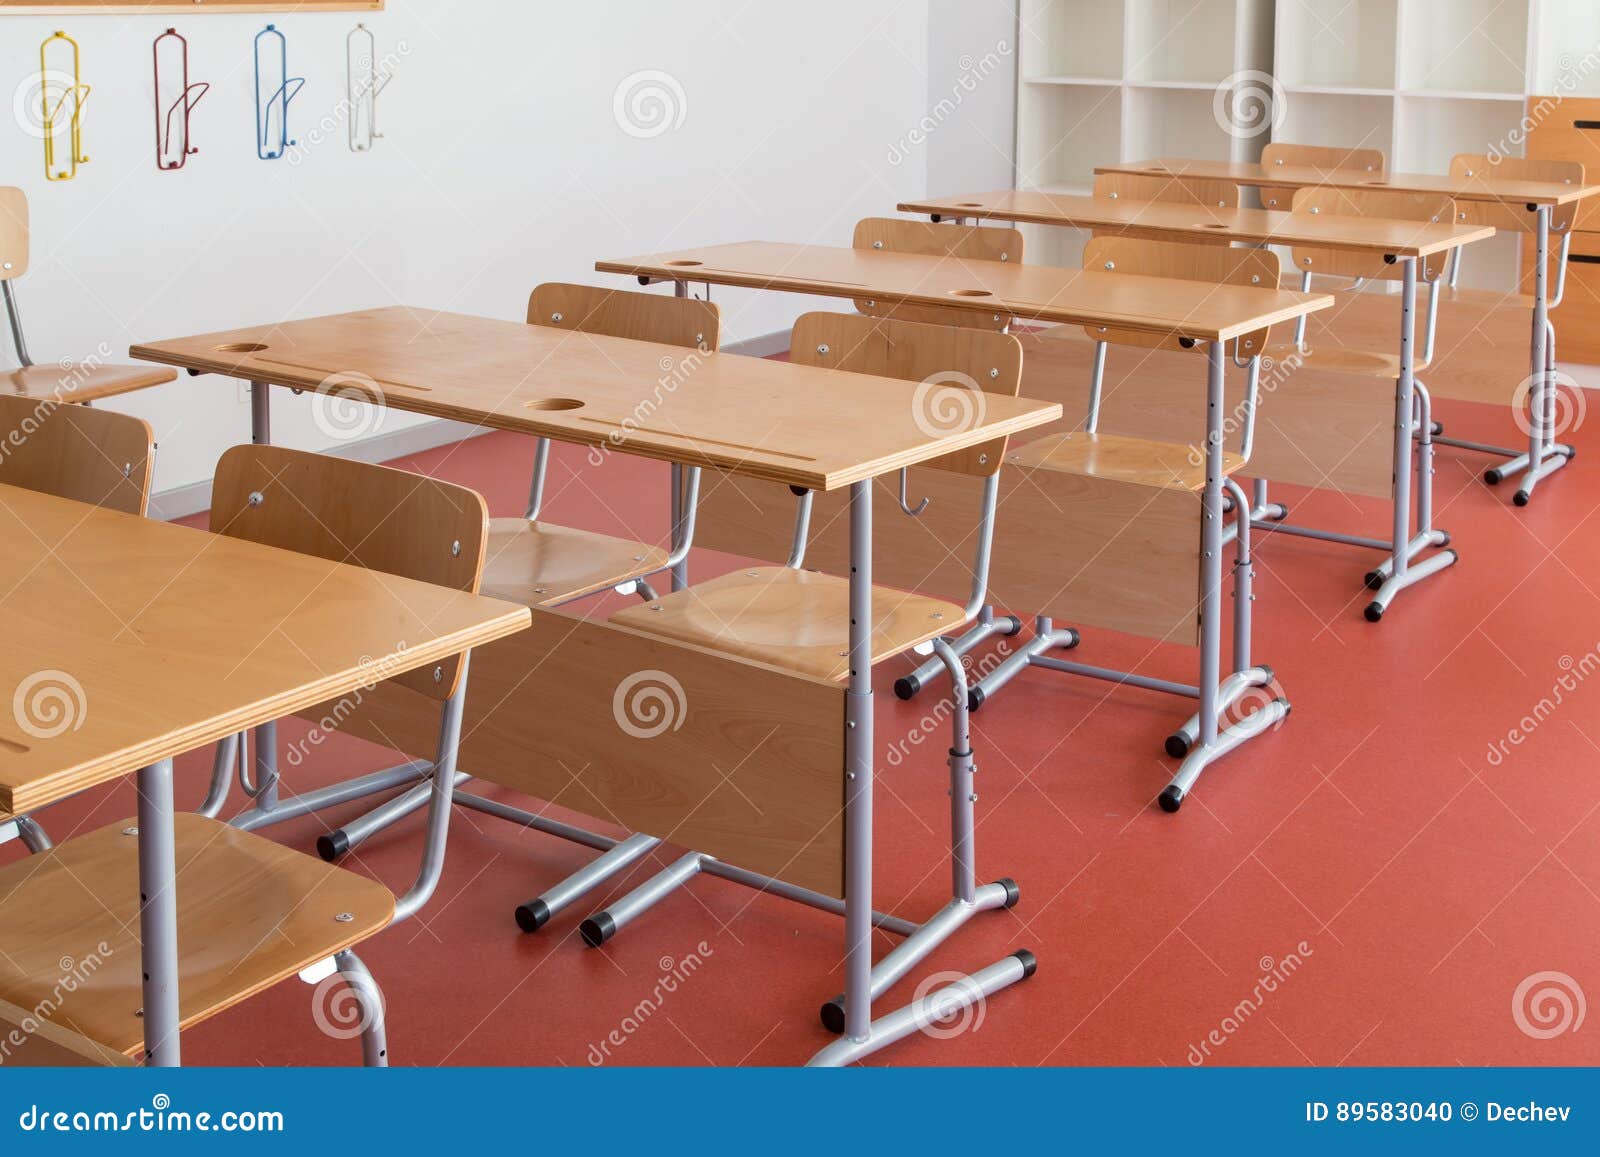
[{"left": 253, "top": 24, "right": 304, "bottom": 160}]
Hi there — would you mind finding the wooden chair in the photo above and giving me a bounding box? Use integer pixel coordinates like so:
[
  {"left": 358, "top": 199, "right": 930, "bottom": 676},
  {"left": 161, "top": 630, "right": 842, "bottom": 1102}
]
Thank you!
[
  {"left": 1272, "top": 185, "right": 1457, "bottom": 375},
  {"left": 851, "top": 217, "right": 1022, "bottom": 330},
  {"left": 578, "top": 312, "right": 1030, "bottom": 944},
  {"left": 962, "top": 236, "right": 1288, "bottom": 809},
  {"left": 1256, "top": 143, "right": 1387, "bottom": 211},
  {"left": 0, "top": 446, "right": 493, "bottom": 1065},
  {"left": 1092, "top": 171, "right": 1241, "bottom": 209},
  {"left": 0, "top": 394, "right": 154, "bottom": 856},
  {"left": 1260, "top": 142, "right": 1386, "bottom": 175},
  {"left": 482, "top": 282, "right": 720, "bottom": 606},
  {"left": 1, "top": 187, "right": 176, "bottom": 403}
]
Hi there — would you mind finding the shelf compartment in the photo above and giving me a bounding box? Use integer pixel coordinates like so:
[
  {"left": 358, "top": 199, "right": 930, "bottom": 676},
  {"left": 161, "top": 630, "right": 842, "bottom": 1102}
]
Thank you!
[
  {"left": 1018, "top": 0, "right": 1126, "bottom": 80},
  {"left": 1017, "top": 82, "right": 1124, "bottom": 190},
  {"left": 1275, "top": 0, "right": 1398, "bottom": 90}
]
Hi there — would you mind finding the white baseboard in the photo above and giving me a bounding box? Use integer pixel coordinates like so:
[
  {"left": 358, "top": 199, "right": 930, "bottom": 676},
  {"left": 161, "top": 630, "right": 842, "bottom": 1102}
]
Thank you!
[{"left": 148, "top": 328, "right": 792, "bottom": 521}]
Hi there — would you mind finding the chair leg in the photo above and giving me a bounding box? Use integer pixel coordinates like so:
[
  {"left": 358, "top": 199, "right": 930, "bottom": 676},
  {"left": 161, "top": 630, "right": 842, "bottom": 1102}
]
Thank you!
[
  {"left": 0, "top": 814, "right": 52, "bottom": 853},
  {"left": 332, "top": 949, "right": 388, "bottom": 1068}
]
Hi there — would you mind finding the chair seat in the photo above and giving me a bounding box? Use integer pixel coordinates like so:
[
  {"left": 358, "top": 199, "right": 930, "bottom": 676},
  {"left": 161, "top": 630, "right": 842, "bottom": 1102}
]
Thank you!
[
  {"left": 483, "top": 518, "right": 667, "bottom": 605},
  {"left": 1265, "top": 342, "right": 1425, "bottom": 379},
  {"left": 610, "top": 566, "right": 964, "bottom": 682},
  {"left": 1009, "top": 431, "right": 1242, "bottom": 491},
  {"left": 0, "top": 995, "right": 131, "bottom": 1066},
  {"left": 0, "top": 815, "right": 393, "bottom": 1057},
  {"left": 1, "top": 363, "right": 176, "bottom": 404}
]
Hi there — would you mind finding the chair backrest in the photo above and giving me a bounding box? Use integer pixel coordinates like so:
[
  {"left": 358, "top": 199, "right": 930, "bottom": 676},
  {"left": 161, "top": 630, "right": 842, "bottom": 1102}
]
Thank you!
[
  {"left": 0, "top": 394, "right": 153, "bottom": 515},
  {"left": 1092, "top": 172, "right": 1240, "bottom": 209},
  {"left": 526, "top": 283, "right": 720, "bottom": 350},
  {"left": 1449, "top": 154, "right": 1585, "bottom": 232},
  {"left": 210, "top": 445, "right": 489, "bottom": 699},
  {"left": 790, "top": 311, "right": 1023, "bottom": 477},
  {"left": 1289, "top": 186, "right": 1457, "bottom": 282},
  {"left": 0, "top": 188, "right": 26, "bottom": 282},
  {"left": 1081, "top": 236, "right": 1283, "bottom": 357},
  {"left": 850, "top": 217, "right": 1022, "bottom": 331},
  {"left": 1261, "top": 142, "right": 1387, "bottom": 176}
]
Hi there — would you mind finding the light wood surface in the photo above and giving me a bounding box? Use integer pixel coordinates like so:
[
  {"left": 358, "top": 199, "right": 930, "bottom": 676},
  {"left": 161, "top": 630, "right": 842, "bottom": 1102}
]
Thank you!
[
  {"left": 693, "top": 450, "right": 1204, "bottom": 646},
  {"left": 1261, "top": 142, "right": 1386, "bottom": 176},
  {"left": 210, "top": 445, "right": 490, "bottom": 700},
  {"left": 1290, "top": 186, "right": 1457, "bottom": 282},
  {"left": 1015, "top": 326, "right": 1396, "bottom": 498},
  {"left": 612, "top": 567, "right": 964, "bottom": 682},
  {"left": 0, "top": 188, "right": 26, "bottom": 281},
  {"left": 0, "top": 814, "right": 393, "bottom": 1057},
  {"left": 1449, "top": 154, "right": 1585, "bottom": 233},
  {"left": 1095, "top": 157, "right": 1600, "bottom": 207},
  {"left": 0, "top": 393, "right": 153, "bottom": 515},
  {"left": 309, "top": 608, "right": 848, "bottom": 897},
  {"left": 0, "top": 995, "right": 131, "bottom": 1066},
  {"left": 1082, "top": 236, "right": 1283, "bottom": 355},
  {"left": 526, "top": 282, "right": 719, "bottom": 350},
  {"left": 1010, "top": 431, "right": 1239, "bottom": 491},
  {"left": 131, "top": 308, "right": 1060, "bottom": 493},
  {"left": 2, "top": 363, "right": 177, "bottom": 405},
  {"left": 851, "top": 217, "right": 1023, "bottom": 330},
  {"left": 0, "top": 483, "right": 529, "bottom": 815},
  {"left": 1093, "top": 171, "right": 1240, "bottom": 209},
  {"left": 896, "top": 190, "right": 1491, "bottom": 258},
  {"left": 789, "top": 311, "right": 1023, "bottom": 477},
  {"left": 597, "top": 242, "right": 1332, "bottom": 343},
  {"left": 483, "top": 521, "right": 668, "bottom": 606}
]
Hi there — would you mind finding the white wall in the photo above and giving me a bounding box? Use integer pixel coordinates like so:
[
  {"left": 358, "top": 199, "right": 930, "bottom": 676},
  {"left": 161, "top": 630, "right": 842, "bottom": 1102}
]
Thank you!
[
  {"left": 5, "top": 0, "right": 999, "bottom": 506},
  {"left": 924, "top": 0, "right": 1017, "bottom": 194}
]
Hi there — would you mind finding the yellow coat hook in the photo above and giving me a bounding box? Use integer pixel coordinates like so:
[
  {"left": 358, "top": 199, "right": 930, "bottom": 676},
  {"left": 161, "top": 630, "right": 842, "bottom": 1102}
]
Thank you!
[{"left": 41, "top": 31, "right": 91, "bottom": 182}]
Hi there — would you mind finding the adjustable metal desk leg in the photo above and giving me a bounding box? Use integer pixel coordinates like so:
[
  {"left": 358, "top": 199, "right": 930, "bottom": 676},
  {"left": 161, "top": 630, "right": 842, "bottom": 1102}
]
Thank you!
[
  {"left": 251, "top": 379, "right": 270, "bottom": 445},
  {"left": 137, "top": 758, "right": 181, "bottom": 1067}
]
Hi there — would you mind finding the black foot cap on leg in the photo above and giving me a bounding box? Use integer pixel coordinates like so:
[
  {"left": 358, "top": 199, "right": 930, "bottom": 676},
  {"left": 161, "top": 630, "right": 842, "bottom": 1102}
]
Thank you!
[
  {"left": 893, "top": 674, "right": 921, "bottom": 701},
  {"left": 1363, "top": 570, "right": 1385, "bottom": 591},
  {"left": 1513, "top": 490, "right": 1531, "bottom": 507},
  {"left": 1485, "top": 467, "right": 1504, "bottom": 485},
  {"left": 1012, "top": 949, "right": 1038, "bottom": 979},
  {"left": 1062, "top": 628, "right": 1082, "bottom": 649},
  {"left": 579, "top": 912, "right": 615, "bottom": 948},
  {"left": 996, "top": 877, "right": 1021, "bottom": 908},
  {"left": 820, "top": 995, "right": 846, "bottom": 1034},
  {"left": 1159, "top": 785, "right": 1184, "bottom": 813},
  {"left": 1000, "top": 615, "right": 1025, "bottom": 637},
  {"left": 316, "top": 830, "right": 350, "bottom": 862},
  {"left": 1164, "top": 733, "right": 1192, "bottom": 760},
  {"left": 1363, "top": 601, "right": 1385, "bottom": 623},
  {"left": 514, "top": 898, "right": 550, "bottom": 934},
  {"left": 967, "top": 685, "right": 987, "bottom": 713}
]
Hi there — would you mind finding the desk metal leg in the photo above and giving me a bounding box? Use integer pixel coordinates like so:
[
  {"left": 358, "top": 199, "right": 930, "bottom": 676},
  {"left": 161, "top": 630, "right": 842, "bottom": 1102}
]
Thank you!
[
  {"left": 137, "top": 758, "right": 181, "bottom": 1067},
  {"left": 1366, "top": 258, "right": 1457, "bottom": 621},
  {"left": 332, "top": 949, "right": 388, "bottom": 1067},
  {"left": 251, "top": 379, "right": 270, "bottom": 444}
]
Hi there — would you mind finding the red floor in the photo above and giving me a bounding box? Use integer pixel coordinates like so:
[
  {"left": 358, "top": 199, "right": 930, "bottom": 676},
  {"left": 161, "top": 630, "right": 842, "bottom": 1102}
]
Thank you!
[{"left": 12, "top": 395, "right": 1600, "bottom": 1067}]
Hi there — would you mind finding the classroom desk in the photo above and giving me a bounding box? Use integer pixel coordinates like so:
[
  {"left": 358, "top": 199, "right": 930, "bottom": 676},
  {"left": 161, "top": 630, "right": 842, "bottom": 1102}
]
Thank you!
[
  {"left": 596, "top": 243, "right": 1330, "bottom": 808},
  {"left": 896, "top": 190, "right": 1495, "bottom": 618},
  {"left": 597, "top": 241, "right": 1328, "bottom": 342},
  {"left": 1096, "top": 158, "right": 1600, "bottom": 504},
  {"left": 134, "top": 306, "right": 1064, "bottom": 1065},
  {"left": 0, "top": 483, "right": 529, "bottom": 1064}
]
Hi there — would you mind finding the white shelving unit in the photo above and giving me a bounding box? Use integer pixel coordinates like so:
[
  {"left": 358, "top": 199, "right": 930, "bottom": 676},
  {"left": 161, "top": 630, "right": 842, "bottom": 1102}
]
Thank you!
[
  {"left": 1013, "top": 0, "right": 1274, "bottom": 266},
  {"left": 1271, "top": 0, "right": 1600, "bottom": 288}
]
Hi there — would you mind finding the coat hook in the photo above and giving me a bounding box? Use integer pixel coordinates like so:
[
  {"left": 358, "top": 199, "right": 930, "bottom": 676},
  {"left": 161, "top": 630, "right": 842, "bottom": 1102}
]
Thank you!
[
  {"left": 254, "top": 24, "right": 305, "bottom": 161},
  {"left": 153, "top": 29, "right": 210, "bottom": 172},
  {"left": 347, "top": 23, "right": 392, "bottom": 153},
  {"left": 897, "top": 468, "right": 930, "bottom": 517},
  {"left": 40, "top": 31, "right": 90, "bottom": 182}
]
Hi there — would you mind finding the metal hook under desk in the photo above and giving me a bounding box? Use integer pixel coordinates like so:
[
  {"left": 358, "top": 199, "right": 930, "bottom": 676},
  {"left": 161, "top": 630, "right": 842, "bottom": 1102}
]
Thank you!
[
  {"left": 153, "top": 28, "right": 210, "bottom": 172},
  {"left": 347, "top": 23, "right": 393, "bottom": 153},
  {"left": 40, "top": 31, "right": 90, "bottom": 182},
  {"left": 898, "top": 469, "right": 930, "bottom": 517},
  {"left": 254, "top": 24, "right": 305, "bottom": 161}
]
